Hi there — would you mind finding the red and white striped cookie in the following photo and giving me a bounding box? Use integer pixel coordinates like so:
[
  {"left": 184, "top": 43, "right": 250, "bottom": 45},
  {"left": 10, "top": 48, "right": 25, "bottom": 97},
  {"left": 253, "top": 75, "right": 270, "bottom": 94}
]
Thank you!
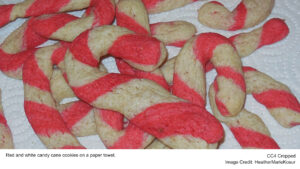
[
  {"left": 0, "top": 0, "right": 116, "bottom": 80},
  {"left": 173, "top": 33, "right": 246, "bottom": 117},
  {"left": 0, "top": 89, "right": 14, "bottom": 149},
  {"left": 229, "top": 18, "right": 289, "bottom": 57},
  {"left": 244, "top": 67, "right": 300, "bottom": 128},
  {"left": 198, "top": 0, "right": 275, "bottom": 31},
  {"left": 141, "top": 0, "right": 199, "bottom": 14},
  {"left": 116, "top": 0, "right": 197, "bottom": 46},
  {"left": 0, "top": 18, "right": 47, "bottom": 79},
  {"left": 64, "top": 25, "right": 224, "bottom": 149},
  {"left": 115, "top": 0, "right": 196, "bottom": 90},
  {"left": 94, "top": 109, "right": 154, "bottom": 149},
  {"left": 161, "top": 18, "right": 289, "bottom": 85},
  {"left": 32, "top": 0, "right": 116, "bottom": 42},
  {"left": 50, "top": 67, "right": 155, "bottom": 149},
  {"left": 22, "top": 44, "right": 85, "bottom": 149},
  {"left": 0, "top": 0, "right": 102, "bottom": 28},
  {"left": 209, "top": 80, "right": 280, "bottom": 149}
]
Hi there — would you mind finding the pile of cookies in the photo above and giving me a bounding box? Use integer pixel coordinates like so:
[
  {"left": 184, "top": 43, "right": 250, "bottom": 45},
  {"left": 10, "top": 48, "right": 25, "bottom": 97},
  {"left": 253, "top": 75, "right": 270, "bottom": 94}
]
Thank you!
[{"left": 0, "top": 0, "right": 299, "bottom": 149}]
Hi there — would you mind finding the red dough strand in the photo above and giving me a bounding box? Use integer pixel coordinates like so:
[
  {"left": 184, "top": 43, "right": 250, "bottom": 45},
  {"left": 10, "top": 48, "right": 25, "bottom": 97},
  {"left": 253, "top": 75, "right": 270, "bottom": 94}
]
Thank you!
[
  {"left": 229, "top": 2, "right": 247, "bottom": 31},
  {"left": 0, "top": 5, "right": 13, "bottom": 27},
  {"left": 258, "top": 18, "right": 290, "bottom": 48},
  {"left": 131, "top": 102, "right": 224, "bottom": 143},
  {"left": 230, "top": 127, "right": 279, "bottom": 149}
]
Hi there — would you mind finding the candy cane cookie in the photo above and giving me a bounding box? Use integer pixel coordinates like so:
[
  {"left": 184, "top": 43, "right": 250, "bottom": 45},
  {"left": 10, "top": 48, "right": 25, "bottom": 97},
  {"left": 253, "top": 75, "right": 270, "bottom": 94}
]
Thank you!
[
  {"left": 160, "top": 18, "right": 289, "bottom": 85},
  {"left": 243, "top": 67, "right": 300, "bottom": 128},
  {"left": 116, "top": 0, "right": 197, "bottom": 46},
  {"left": 209, "top": 81, "right": 280, "bottom": 149},
  {"left": 198, "top": 0, "right": 275, "bottom": 31},
  {"left": 50, "top": 66, "right": 155, "bottom": 149},
  {"left": 64, "top": 25, "right": 224, "bottom": 148},
  {"left": 0, "top": 0, "right": 116, "bottom": 80},
  {"left": 0, "top": 0, "right": 104, "bottom": 28},
  {"left": 173, "top": 33, "right": 246, "bottom": 117},
  {"left": 31, "top": 0, "right": 116, "bottom": 42},
  {"left": 50, "top": 69, "right": 96, "bottom": 137},
  {"left": 229, "top": 18, "right": 289, "bottom": 57},
  {"left": 0, "top": 89, "right": 14, "bottom": 149},
  {"left": 23, "top": 44, "right": 85, "bottom": 149},
  {"left": 115, "top": 0, "right": 196, "bottom": 90},
  {"left": 0, "top": 18, "right": 47, "bottom": 79}
]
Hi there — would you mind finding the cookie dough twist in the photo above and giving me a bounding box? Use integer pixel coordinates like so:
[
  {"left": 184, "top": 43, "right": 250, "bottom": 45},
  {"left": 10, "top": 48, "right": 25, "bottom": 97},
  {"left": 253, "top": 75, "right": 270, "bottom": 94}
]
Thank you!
[
  {"left": 160, "top": 18, "right": 289, "bottom": 85},
  {"left": 0, "top": 18, "right": 47, "bottom": 79},
  {"left": 0, "top": 0, "right": 107, "bottom": 28},
  {"left": 0, "top": 0, "right": 116, "bottom": 79},
  {"left": 64, "top": 25, "right": 224, "bottom": 148},
  {"left": 229, "top": 18, "right": 289, "bottom": 57},
  {"left": 0, "top": 89, "right": 14, "bottom": 149},
  {"left": 244, "top": 67, "right": 300, "bottom": 128},
  {"left": 22, "top": 44, "right": 85, "bottom": 149},
  {"left": 115, "top": 0, "right": 196, "bottom": 91},
  {"left": 209, "top": 80, "right": 280, "bottom": 149},
  {"left": 51, "top": 65, "right": 154, "bottom": 149},
  {"left": 198, "top": 0, "right": 275, "bottom": 31},
  {"left": 173, "top": 33, "right": 246, "bottom": 117}
]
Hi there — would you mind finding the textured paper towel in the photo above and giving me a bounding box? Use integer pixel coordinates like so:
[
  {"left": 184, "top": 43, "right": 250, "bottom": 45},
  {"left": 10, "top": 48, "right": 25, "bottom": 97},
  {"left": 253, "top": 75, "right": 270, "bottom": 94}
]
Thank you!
[{"left": 0, "top": 0, "right": 299, "bottom": 149}]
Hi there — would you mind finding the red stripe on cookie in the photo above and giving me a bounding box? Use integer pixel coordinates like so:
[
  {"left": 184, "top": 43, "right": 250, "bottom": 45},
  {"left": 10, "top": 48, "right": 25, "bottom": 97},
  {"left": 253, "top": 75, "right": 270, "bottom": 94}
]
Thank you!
[
  {"left": 173, "top": 73, "right": 205, "bottom": 107},
  {"left": 100, "top": 109, "right": 124, "bottom": 131},
  {"left": 258, "top": 18, "right": 289, "bottom": 48},
  {"left": 109, "top": 124, "right": 146, "bottom": 149},
  {"left": 23, "top": 18, "right": 48, "bottom": 50},
  {"left": 131, "top": 102, "right": 224, "bottom": 143},
  {"left": 25, "top": 0, "right": 70, "bottom": 17},
  {"left": 23, "top": 56, "right": 50, "bottom": 92},
  {"left": 242, "top": 66, "right": 257, "bottom": 72},
  {"left": 0, "top": 113, "right": 8, "bottom": 127},
  {"left": 230, "top": 127, "right": 280, "bottom": 149},
  {"left": 89, "top": 0, "right": 115, "bottom": 26},
  {"left": 253, "top": 90, "right": 300, "bottom": 113},
  {"left": 70, "top": 30, "right": 99, "bottom": 67},
  {"left": 142, "top": 0, "right": 163, "bottom": 10},
  {"left": 194, "top": 33, "right": 229, "bottom": 65},
  {"left": 24, "top": 101, "right": 71, "bottom": 137},
  {"left": 108, "top": 34, "right": 162, "bottom": 66},
  {"left": 213, "top": 80, "right": 230, "bottom": 116},
  {"left": 72, "top": 74, "right": 135, "bottom": 103},
  {"left": 116, "top": 11, "right": 149, "bottom": 35},
  {"left": 61, "top": 101, "right": 93, "bottom": 129},
  {"left": 229, "top": 2, "right": 247, "bottom": 31},
  {"left": 216, "top": 66, "right": 246, "bottom": 92},
  {"left": 0, "top": 5, "right": 13, "bottom": 27},
  {"left": 0, "top": 48, "right": 36, "bottom": 71},
  {"left": 32, "top": 13, "right": 78, "bottom": 38},
  {"left": 51, "top": 44, "right": 68, "bottom": 65}
]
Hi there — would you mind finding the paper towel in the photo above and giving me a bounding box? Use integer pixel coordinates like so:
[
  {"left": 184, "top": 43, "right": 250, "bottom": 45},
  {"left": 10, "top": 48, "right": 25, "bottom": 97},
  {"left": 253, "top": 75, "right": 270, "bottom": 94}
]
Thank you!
[{"left": 0, "top": 0, "right": 299, "bottom": 149}]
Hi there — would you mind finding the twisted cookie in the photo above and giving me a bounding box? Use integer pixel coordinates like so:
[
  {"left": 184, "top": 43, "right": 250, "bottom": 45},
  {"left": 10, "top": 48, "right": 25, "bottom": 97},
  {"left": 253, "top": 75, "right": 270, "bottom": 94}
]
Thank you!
[
  {"left": 244, "top": 67, "right": 300, "bottom": 128},
  {"left": 51, "top": 66, "right": 154, "bottom": 149},
  {"left": 209, "top": 80, "right": 280, "bottom": 149},
  {"left": 23, "top": 44, "right": 85, "bottom": 149},
  {"left": 0, "top": 0, "right": 116, "bottom": 79},
  {"left": 173, "top": 33, "right": 246, "bottom": 117},
  {"left": 0, "top": 89, "right": 14, "bottom": 149},
  {"left": 64, "top": 25, "right": 224, "bottom": 148},
  {"left": 0, "top": 0, "right": 99, "bottom": 28},
  {"left": 198, "top": 0, "right": 275, "bottom": 31}
]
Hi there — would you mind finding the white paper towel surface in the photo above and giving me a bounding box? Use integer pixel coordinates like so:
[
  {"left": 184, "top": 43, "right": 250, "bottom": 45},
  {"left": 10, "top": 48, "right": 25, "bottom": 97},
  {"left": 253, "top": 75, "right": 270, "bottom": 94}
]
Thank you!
[{"left": 0, "top": 0, "right": 299, "bottom": 149}]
